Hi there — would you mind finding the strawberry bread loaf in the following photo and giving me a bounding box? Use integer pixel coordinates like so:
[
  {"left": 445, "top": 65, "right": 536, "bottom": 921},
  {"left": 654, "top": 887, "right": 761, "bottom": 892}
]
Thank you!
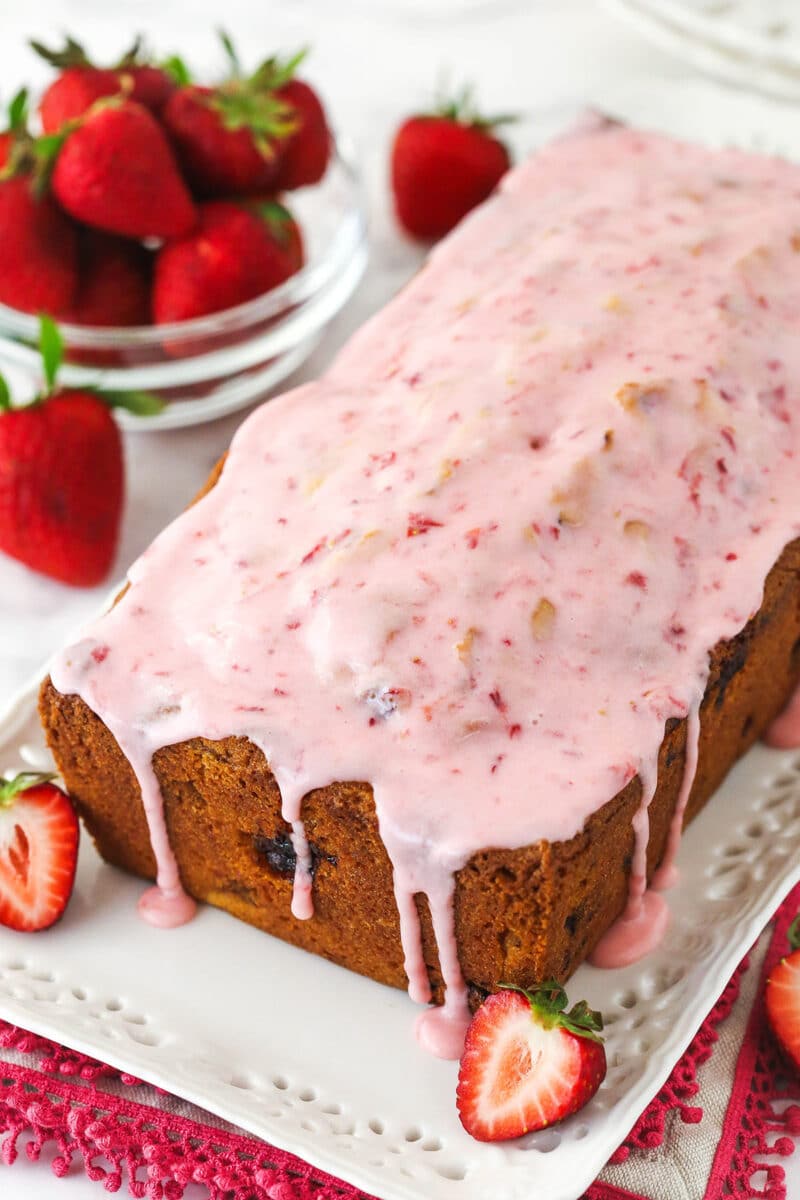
[{"left": 40, "top": 123, "right": 800, "bottom": 1059}]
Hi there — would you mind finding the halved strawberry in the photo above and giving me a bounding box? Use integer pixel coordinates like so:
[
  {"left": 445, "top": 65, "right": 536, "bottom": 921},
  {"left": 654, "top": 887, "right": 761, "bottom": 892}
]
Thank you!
[
  {"left": 0, "top": 772, "right": 79, "bottom": 932},
  {"left": 766, "top": 915, "right": 800, "bottom": 1073},
  {"left": 456, "top": 981, "right": 606, "bottom": 1142}
]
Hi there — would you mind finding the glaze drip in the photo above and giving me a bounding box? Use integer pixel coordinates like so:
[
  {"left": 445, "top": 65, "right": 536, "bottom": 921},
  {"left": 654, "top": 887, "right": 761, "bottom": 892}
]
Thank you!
[{"left": 50, "top": 127, "right": 800, "bottom": 1054}]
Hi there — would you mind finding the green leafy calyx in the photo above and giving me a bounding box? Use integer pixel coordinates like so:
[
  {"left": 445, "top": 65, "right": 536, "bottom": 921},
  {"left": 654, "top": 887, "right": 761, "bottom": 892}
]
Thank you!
[
  {"left": 30, "top": 34, "right": 93, "bottom": 70},
  {"left": 250, "top": 47, "right": 308, "bottom": 93},
  {"left": 788, "top": 915, "right": 800, "bottom": 952},
  {"left": 429, "top": 84, "right": 517, "bottom": 133},
  {"left": 256, "top": 199, "right": 295, "bottom": 245},
  {"left": 7, "top": 88, "right": 29, "bottom": 134},
  {"left": 39, "top": 313, "right": 63, "bottom": 393},
  {"left": 30, "top": 33, "right": 152, "bottom": 72},
  {"left": 0, "top": 771, "right": 56, "bottom": 807},
  {"left": 204, "top": 34, "right": 306, "bottom": 155},
  {"left": 503, "top": 980, "right": 605, "bottom": 1043},
  {"left": 162, "top": 55, "right": 193, "bottom": 87},
  {"left": 210, "top": 87, "right": 298, "bottom": 157}
]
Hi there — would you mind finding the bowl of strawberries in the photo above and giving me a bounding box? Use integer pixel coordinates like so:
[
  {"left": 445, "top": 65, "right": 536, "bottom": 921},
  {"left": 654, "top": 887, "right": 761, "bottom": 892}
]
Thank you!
[{"left": 0, "top": 34, "right": 367, "bottom": 429}]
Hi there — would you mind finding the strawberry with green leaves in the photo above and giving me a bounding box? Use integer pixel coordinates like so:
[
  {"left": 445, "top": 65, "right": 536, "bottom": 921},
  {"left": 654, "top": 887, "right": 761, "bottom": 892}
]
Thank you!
[
  {"left": 0, "top": 93, "right": 79, "bottom": 318},
  {"left": 161, "top": 34, "right": 299, "bottom": 197},
  {"left": 391, "top": 87, "right": 513, "bottom": 240},
  {"left": 31, "top": 34, "right": 176, "bottom": 132},
  {"left": 0, "top": 772, "right": 79, "bottom": 932},
  {"left": 457, "top": 981, "right": 606, "bottom": 1142},
  {"left": 766, "top": 914, "right": 800, "bottom": 1074},
  {"left": 0, "top": 316, "right": 161, "bottom": 586},
  {"left": 252, "top": 48, "right": 331, "bottom": 190},
  {"left": 153, "top": 199, "right": 303, "bottom": 325},
  {"left": 46, "top": 97, "right": 197, "bottom": 240}
]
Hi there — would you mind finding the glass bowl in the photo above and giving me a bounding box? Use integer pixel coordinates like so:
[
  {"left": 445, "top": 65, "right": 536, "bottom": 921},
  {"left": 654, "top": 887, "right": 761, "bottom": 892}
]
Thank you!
[{"left": 0, "top": 138, "right": 368, "bottom": 431}]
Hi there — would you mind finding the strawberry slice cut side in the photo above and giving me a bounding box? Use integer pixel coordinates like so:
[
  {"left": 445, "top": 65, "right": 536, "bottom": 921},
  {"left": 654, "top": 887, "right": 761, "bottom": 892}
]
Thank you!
[
  {"left": 766, "top": 915, "right": 800, "bottom": 1073},
  {"left": 0, "top": 772, "right": 79, "bottom": 932},
  {"left": 456, "top": 982, "right": 607, "bottom": 1142}
]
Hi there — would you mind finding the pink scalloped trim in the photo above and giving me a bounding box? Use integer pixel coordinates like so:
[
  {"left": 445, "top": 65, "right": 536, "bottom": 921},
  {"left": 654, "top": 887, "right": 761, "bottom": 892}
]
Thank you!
[
  {"left": 704, "top": 881, "right": 800, "bottom": 1200},
  {"left": 607, "top": 955, "right": 747, "bottom": 1165},
  {"left": 0, "top": 1064, "right": 374, "bottom": 1199},
  {"left": 0, "top": 1021, "right": 141, "bottom": 1084}
]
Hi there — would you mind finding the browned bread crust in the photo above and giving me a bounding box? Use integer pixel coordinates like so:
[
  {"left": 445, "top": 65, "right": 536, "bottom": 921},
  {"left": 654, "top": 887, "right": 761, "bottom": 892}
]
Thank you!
[{"left": 38, "top": 471, "right": 800, "bottom": 1004}]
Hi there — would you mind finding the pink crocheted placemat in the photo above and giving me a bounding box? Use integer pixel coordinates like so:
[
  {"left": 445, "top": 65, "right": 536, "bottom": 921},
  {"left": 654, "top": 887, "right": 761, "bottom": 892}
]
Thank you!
[{"left": 2, "top": 884, "right": 800, "bottom": 1200}]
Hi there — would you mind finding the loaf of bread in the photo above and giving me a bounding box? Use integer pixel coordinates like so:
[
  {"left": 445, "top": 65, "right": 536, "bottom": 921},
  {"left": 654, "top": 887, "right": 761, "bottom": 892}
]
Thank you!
[
  {"left": 39, "top": 124, "right": 800, "bottom": 1055},
  {"left": 39, "top": 537, "right": 800, "bottom": 999}
]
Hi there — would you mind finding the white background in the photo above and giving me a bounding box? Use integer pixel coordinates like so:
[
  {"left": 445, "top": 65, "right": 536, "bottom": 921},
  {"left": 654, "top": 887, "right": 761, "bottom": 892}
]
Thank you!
[{"left": 1, "top": 0, "right": 800, "bottom": 1195}]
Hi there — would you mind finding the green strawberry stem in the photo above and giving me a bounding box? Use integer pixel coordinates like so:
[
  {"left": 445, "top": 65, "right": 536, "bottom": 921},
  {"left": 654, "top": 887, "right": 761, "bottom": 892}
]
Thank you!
[
  {"left": 29, "top": 34, "right": 93, "bottom": 70},
  {"left": 250, "top": 47, "right": 308, "bottom": 92},
  {"left": 101, "top": 391, "right": 164, "bottom": 417},
  {"left": 162, "top": 55, "right": 193, "bottom": 87},
  {"left": 7, "top": 88, "right": 29, "bottom": 134},
  {"left": 39, "top": 313, "right": 63, "bottom": 393},
  {"left": 0, "top": 375, "right": 11, "bottom": 412},
  {"left": 431, "top": 83, "right": 518, "bottom": 132},
  {"left": 114, "top": 35, "right": 148, "bottom": 70},
  {"left": 0, "top": 771, "right": 56, "bottom": 807},
  {"left": 218, "top": 28, "right": 244, "bottom": 79},
  {"left": 256, "top": 200, "right": 295, "bottom": 246},
  {"left": 30, "top": 33, "right": 151, "bottom": 72},
  {"left": 34, "top": 315, "right": 164, "bottom": 415},
  {"left": 217, "top": 30, "right": 307, "bottom": 93},
  {"left": 502, "top": 980, "right": 605, "bottom": 1043},
  {"left": 788, "top": 914, "right": 800, "bottom": 951}
]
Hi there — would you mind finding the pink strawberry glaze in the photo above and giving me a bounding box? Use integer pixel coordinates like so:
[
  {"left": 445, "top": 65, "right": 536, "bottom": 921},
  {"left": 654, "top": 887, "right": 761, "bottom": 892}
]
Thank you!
[
  {"left": 49, "top": 126, "right": 800, "bottom": 1056},
  {"left": 652, "top": 706, "right": 702, "bottom": 892},
  {"left": 589, "top": 890, "right": 670, "bottom": 970},
  {"left": 765, "top": 686, "right": 800, "bottom": 750}
]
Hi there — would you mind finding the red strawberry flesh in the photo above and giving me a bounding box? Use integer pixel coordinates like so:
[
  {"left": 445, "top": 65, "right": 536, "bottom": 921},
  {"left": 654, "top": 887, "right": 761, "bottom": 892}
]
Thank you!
[
  {"left": 153, "top": 200, "right": 298, "bottom": 325},
  {"left": 68, "top": 232, "right": 151, "bottom": 327},
  {"left": 52, "top": 100, "right": 196, "bottom": 240},
  {"left": 39, "top": 66, "right": 121, "bottom": 134},
  {"left": 766, "top": 917, "right": 800, "bottom": 1073},
  {"left": 0, "top": 175, "right": 78, "bottom": 316},
  {"left": 456, "top": 984, "right": 606, "bottom": 1142},
  {"left": 274, "top": 79, "right": 331, "bottom": 190},
  {"left": 162, "top": 85, "right": 285, "bottom": 198},
  {"left": 0, "top": 774, "right": 78, "bottom": 932}
]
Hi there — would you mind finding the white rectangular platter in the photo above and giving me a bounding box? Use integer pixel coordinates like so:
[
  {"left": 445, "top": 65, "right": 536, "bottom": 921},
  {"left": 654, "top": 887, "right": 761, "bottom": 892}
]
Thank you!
[{"left": 0, "top": 676, "right": 798, "bottom": 1200}]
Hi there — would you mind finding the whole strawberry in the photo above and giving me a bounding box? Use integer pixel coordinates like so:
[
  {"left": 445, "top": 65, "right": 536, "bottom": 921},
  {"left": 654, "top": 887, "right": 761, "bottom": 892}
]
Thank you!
[
  {"left": 31, "top": 35, "right": 175, "bottom": 131},
  {"left": 153, "top": 200, "right": 302, "bottom": 324},
  {"left": 391, "top": 88, "right": 513, "bottom": 240},
  {"left": 0, "top": 172, "right": 78, "bottom": 317},
  {"left": 457, "top": 982, "right": 606, "bottom": 1142},
  {"left": 0, "top": 316, "right": 160, "bottom": 586},
  {"left": 68, "top": 231, "right": 152, "bottom": 327},
  {"left": 161, "top": 34, "right": 297, "bottom": 197},
  {"left": 766, "top": 914, "right": 800, "bottom": 1074},
  {"left": 49, "top": 99, "right": 197, "bottom": 239},
  {"left": 0, "top": 772, "right": 79, "bottom": 932},
  {"left": 253, "top": 50, "right": 331, "bottom": 189},
  {"left": 239, "top": 199, "right": 305, "bottom": 273},
  {"left": 0, "top": 89, "right": 78, "bottom": 316}
]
